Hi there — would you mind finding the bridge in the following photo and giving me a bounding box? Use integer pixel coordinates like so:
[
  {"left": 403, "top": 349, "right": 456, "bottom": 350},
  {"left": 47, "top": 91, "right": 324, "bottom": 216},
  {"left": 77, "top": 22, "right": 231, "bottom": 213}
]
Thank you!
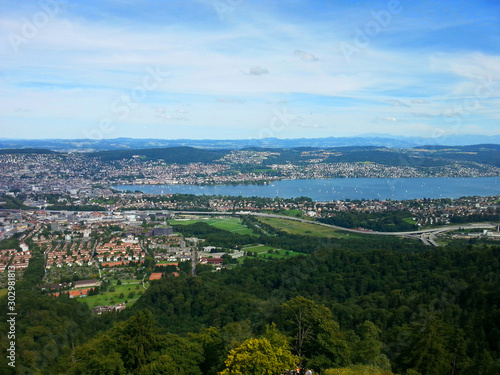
[
  {"left": 42, "top": 208, "right": 497, "bottom": 247},
  {"left": 171, "top": 210, "right": 497, "bottom": 247}
]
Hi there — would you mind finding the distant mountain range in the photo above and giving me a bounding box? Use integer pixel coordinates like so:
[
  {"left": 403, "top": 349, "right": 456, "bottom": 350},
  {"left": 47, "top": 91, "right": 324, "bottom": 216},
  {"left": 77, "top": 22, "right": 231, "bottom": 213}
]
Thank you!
[{"left": 1, "top": 134, "right": 499, "bottom": 152}]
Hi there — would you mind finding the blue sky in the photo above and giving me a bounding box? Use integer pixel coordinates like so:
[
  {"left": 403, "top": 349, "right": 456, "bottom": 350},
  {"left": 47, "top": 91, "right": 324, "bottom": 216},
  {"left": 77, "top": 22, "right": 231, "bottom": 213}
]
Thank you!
[{"left": 1, "top": 0, "right": 499, "bottom": 140}]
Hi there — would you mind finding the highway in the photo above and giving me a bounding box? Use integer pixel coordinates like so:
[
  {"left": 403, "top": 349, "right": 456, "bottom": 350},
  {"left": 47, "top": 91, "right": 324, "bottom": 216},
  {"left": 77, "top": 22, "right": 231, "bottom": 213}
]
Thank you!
[
  {"left": 39, "top": 209, "right": 498, "bottom": 247},
  {"left": 172, "top": 210, "right": 497, "bottom": 246}
]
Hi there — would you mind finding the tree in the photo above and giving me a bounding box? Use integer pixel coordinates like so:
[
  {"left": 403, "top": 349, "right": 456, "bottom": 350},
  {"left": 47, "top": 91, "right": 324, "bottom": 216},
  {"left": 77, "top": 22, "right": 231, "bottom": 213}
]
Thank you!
[
  {"left": 139, "top": 354, "right": 185, "bottom": 375},
  {"left": 352, "top": 321, "right": 391, "bottom": 370},
  {"left": 398, "top": 315, "right": 457, "bottom": 375},
  {"left": 219, "top": 337, "right": 298, "bottom": 375},
  {"left": 152, "top": 333, "right": 203, "bottom": 375},
  {"left": 69, "top": 310, "right": 204, "bottom": 374},
  {"left": 280, "top": 296, "right": 349, "bottom": 371},
  {"left": 189, "top": 326, "right": 226, "bottom": 375},
  {"left": 71, "top": 335, "right": 127, "bottom": 375},
  {"left": 264, "top": 323, "right": 289, "bottom": 349}
]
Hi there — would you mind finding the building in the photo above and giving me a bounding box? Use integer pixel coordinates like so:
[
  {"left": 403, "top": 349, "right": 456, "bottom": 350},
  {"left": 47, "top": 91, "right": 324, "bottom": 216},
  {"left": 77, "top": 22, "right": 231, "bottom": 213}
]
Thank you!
[
  {"left": 74, "top": 279, "right": 100, "bottom": 288},
  {"left": 92, "top": 303, "right": 126, "bottom": 314},
  {"left": 152, "top": 227, "right": 174, "bottom": 236}
]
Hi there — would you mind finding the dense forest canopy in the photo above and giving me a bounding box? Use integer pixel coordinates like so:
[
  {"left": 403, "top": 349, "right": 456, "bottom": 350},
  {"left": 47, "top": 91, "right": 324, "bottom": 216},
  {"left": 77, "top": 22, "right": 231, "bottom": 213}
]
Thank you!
[{"left": 1, "top": 223, "right": 499, "bottom": 374}]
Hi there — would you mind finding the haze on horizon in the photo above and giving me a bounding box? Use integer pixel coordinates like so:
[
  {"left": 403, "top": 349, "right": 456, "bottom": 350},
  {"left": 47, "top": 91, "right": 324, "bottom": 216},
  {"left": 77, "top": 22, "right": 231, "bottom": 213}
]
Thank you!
[{"left": 1, "top": 0, "right": 499, "bottom": 140}]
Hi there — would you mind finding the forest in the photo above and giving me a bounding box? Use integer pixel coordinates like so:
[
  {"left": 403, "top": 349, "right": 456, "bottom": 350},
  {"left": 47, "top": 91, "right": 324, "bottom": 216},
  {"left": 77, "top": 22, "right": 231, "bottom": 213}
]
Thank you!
[
  {"left": 318, "top": 211, "right": 419, "bottom": 232},
  {"left": 0, "top": 225, "right": 499, "bottom": 374},
  {"left": 89, "top": 146, "right": 228, "bottom": 162}
]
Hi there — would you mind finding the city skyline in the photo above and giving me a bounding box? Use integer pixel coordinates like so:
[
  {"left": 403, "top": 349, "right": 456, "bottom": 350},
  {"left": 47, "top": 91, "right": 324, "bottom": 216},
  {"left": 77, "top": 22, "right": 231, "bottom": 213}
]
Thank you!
[{"left": 1, "top": 0, "right": 499, "bottom": 140}]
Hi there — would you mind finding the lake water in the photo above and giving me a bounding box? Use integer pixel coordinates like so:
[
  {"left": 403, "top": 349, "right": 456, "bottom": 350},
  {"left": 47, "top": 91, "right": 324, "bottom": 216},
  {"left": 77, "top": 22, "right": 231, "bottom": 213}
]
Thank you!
[{"left": 114, "top": 177, "right": 500, "bottom": 201}]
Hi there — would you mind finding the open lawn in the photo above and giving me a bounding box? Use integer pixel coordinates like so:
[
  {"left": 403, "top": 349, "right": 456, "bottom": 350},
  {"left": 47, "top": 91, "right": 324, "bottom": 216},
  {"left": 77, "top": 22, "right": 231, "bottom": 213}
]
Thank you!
[
  {"left": 114, "top": 278, "right": 142, "bottom": 284},
  {"left": 242, "top": 244, "right": 278, "bottom": 253},
  {"left": 239, "top": 244, "right": 304, "bottom": 263},
  {"left": 257, "top": 217, "right": 359, "bottom": 238},
  {"left": 82, "top": 281, "right": 148, "bottom": 308},
  {"left": 256, "top": 249, "right": 304, "bottom": 260},
  {"left": 403, "top": 217, "right": 417, "bottom": 225},
  {"left": 170, "top": 217, "right": 256, "bottom": 236},
  {"left": 272, "top": 209, "right": 309, "bottom": 219},
  {"left": 0, "top": 288, "right": 7, "bottom": 299}
]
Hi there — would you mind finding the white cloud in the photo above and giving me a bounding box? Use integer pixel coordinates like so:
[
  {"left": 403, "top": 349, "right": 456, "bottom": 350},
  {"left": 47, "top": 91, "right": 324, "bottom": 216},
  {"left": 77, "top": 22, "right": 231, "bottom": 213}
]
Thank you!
[
  {"left": 246, "top": 66, "right": 269, "bottom": 76},
  {"left": 217, "top": 98, "right": 245, "bottom": 104},
  {"left": 389, "top": 99, "right": 411, "bottom": 108},
  {"left": 294, "top": 49, "right": 318, "bottom": 62},
  {"left": 377, "top": 117, "right": 399, "bottom": 122},
  {"left": 0, "top": 1, "right": 499, "bottom": 139},
  {"left": 298, "top": 123, "right": 322, "bottom": 128}
]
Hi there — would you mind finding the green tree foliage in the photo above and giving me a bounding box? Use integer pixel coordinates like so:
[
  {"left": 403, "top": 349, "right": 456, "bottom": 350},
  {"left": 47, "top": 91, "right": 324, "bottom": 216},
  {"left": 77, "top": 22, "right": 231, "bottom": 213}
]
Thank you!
[
  {"left": 187, "top": 320, "right": 253, "bottom": 375},
  {"left": 280, "top": 296, "right": 349, "bottom": 371},
  {"left": 69, "top": 310, "right": 204, "bottom": 374},
  {"left": 0, "top": 242, "right": 111, "bottom": 374},
  {"left": 352, "top": 321, "right": 391, "bottom": 370},
  {"left": 1, "top": 194, "right": 30, "bottom": 209},
  {"left": 132, "top": 240, "right": 500, "bottom": 374},
  {"left": 397, "top": 314, "right": 469, "bottom": 375},
  {"left": 450, "top": 212, "right": 500, "bottom": 223},
  {"left": 189, "top": 327, "right": 227, "bottom": 375},
  {"left": 173, "top": 220, "right": 424, "bottom": 254},
  {"left": 90, "top": 146, "right": 228, "bottom": 162},
  {"left": 71, "top": 334, "right": 127, "bottom": 375},
  {"left": 0, "top": 235, "right": 21, "bottom": 250},
  {"left": 319, "top": 211, "right": 418, "bottom": 232},
  {"left": 171, "top": 222, "right": 257, "bottom": 249},
  {"left": 218, "top": 337, "right": 298, "bottom": 375},
  {"left": 3, "top": 226, "right": 500, "bottom": 375}
]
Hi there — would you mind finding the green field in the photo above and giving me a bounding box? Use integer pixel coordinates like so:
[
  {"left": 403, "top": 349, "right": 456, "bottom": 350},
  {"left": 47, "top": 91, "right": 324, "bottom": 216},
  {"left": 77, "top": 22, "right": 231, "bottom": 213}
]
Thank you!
[
  {"left": 257, "top": 217, "right": 358, "bottom": 238},
  {"left": 116, "top": 278, "right": 144, "bottom": 284},
  {"left": 170, "top": 217, "right": 256, "bottom": 236},
  {"left": 81, "top": 281, "right": 148, "bottom": 308},
  {"left": 270, "top": 209, "right": 309, "bottom": 219},
  {"left": 403, "top": 217, "right": 417, "bottom": 225},
  {"left": 252, "top": 168, "right": 275, "bottom": 173},
  {"left": 0, "top": 288, "right": 7, "bottom": 299},
  {"left": 239, "top": 244, "right": 304, "bottom": 263},
  {"left": 256, "top": 248, "right": 304, "bottom": 260},
  {"left": 242, "top": 244, "right": 277, "bottom": 253}
]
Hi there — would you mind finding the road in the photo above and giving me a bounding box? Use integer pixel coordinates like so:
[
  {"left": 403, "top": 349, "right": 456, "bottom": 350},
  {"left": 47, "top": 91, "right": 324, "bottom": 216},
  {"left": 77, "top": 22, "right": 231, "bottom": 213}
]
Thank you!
[
  {"left": 172, "top": 210, "right": 497, "bottom": 246},
  {"left": 39, "top": 208, "right": 497, "bottom": 247}
]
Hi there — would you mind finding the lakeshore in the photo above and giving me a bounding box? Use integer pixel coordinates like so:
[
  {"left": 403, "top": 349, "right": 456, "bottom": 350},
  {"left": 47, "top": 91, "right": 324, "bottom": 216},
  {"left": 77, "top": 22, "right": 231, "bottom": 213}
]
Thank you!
[{"left": 114, "top": 176, "right": 500, "bottom": 201}]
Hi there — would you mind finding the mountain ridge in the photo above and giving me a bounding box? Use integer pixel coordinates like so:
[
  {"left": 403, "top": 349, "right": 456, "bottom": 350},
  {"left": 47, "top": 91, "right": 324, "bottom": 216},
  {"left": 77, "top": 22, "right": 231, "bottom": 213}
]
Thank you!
[{"left": 1, "top": 134, "right": 500, "bottom": 152}]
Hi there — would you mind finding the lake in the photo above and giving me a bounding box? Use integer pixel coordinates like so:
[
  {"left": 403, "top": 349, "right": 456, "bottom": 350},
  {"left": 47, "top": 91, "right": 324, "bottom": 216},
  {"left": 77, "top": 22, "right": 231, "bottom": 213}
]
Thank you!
[{"left": 113, "top": 177, "right": 500, "bottom": 201}]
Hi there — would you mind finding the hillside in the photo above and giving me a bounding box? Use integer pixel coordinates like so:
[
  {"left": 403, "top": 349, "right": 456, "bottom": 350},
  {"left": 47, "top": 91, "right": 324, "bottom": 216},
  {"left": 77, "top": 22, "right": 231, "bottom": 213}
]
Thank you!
[
  {"left": 1, "top": 225, "right": 499, "bottom": 375},
  {"left": 89, "top": 146, "right": 229, "bottom": 162},
  {"left": 2, "top": 135, "right": 500, "bottom": 152}
]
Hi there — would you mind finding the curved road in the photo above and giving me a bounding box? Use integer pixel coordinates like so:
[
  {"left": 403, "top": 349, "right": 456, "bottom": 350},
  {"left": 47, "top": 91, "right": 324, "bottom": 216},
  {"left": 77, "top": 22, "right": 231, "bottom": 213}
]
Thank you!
[
  {"left": 172, "top": 210, "right": 497, "bottom": 246},
  {"left": 42, "top": 209, "right": 496, "bottom": 247}
]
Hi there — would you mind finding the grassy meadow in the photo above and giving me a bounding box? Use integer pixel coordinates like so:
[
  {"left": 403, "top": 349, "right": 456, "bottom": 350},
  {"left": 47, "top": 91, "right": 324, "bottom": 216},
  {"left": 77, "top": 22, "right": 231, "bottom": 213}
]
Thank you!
[
  {"left": 170, "top": 216, "right": 257, "bottom": 236},
  {"left": 256, "top": 217, "right": 360, "bottom": 238}
]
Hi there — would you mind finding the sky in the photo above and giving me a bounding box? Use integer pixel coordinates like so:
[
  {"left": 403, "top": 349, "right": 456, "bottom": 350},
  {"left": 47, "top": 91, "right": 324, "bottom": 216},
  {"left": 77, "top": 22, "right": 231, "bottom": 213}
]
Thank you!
[{"left": 1, "top": 0, "right": 499, "bottom": 140}]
